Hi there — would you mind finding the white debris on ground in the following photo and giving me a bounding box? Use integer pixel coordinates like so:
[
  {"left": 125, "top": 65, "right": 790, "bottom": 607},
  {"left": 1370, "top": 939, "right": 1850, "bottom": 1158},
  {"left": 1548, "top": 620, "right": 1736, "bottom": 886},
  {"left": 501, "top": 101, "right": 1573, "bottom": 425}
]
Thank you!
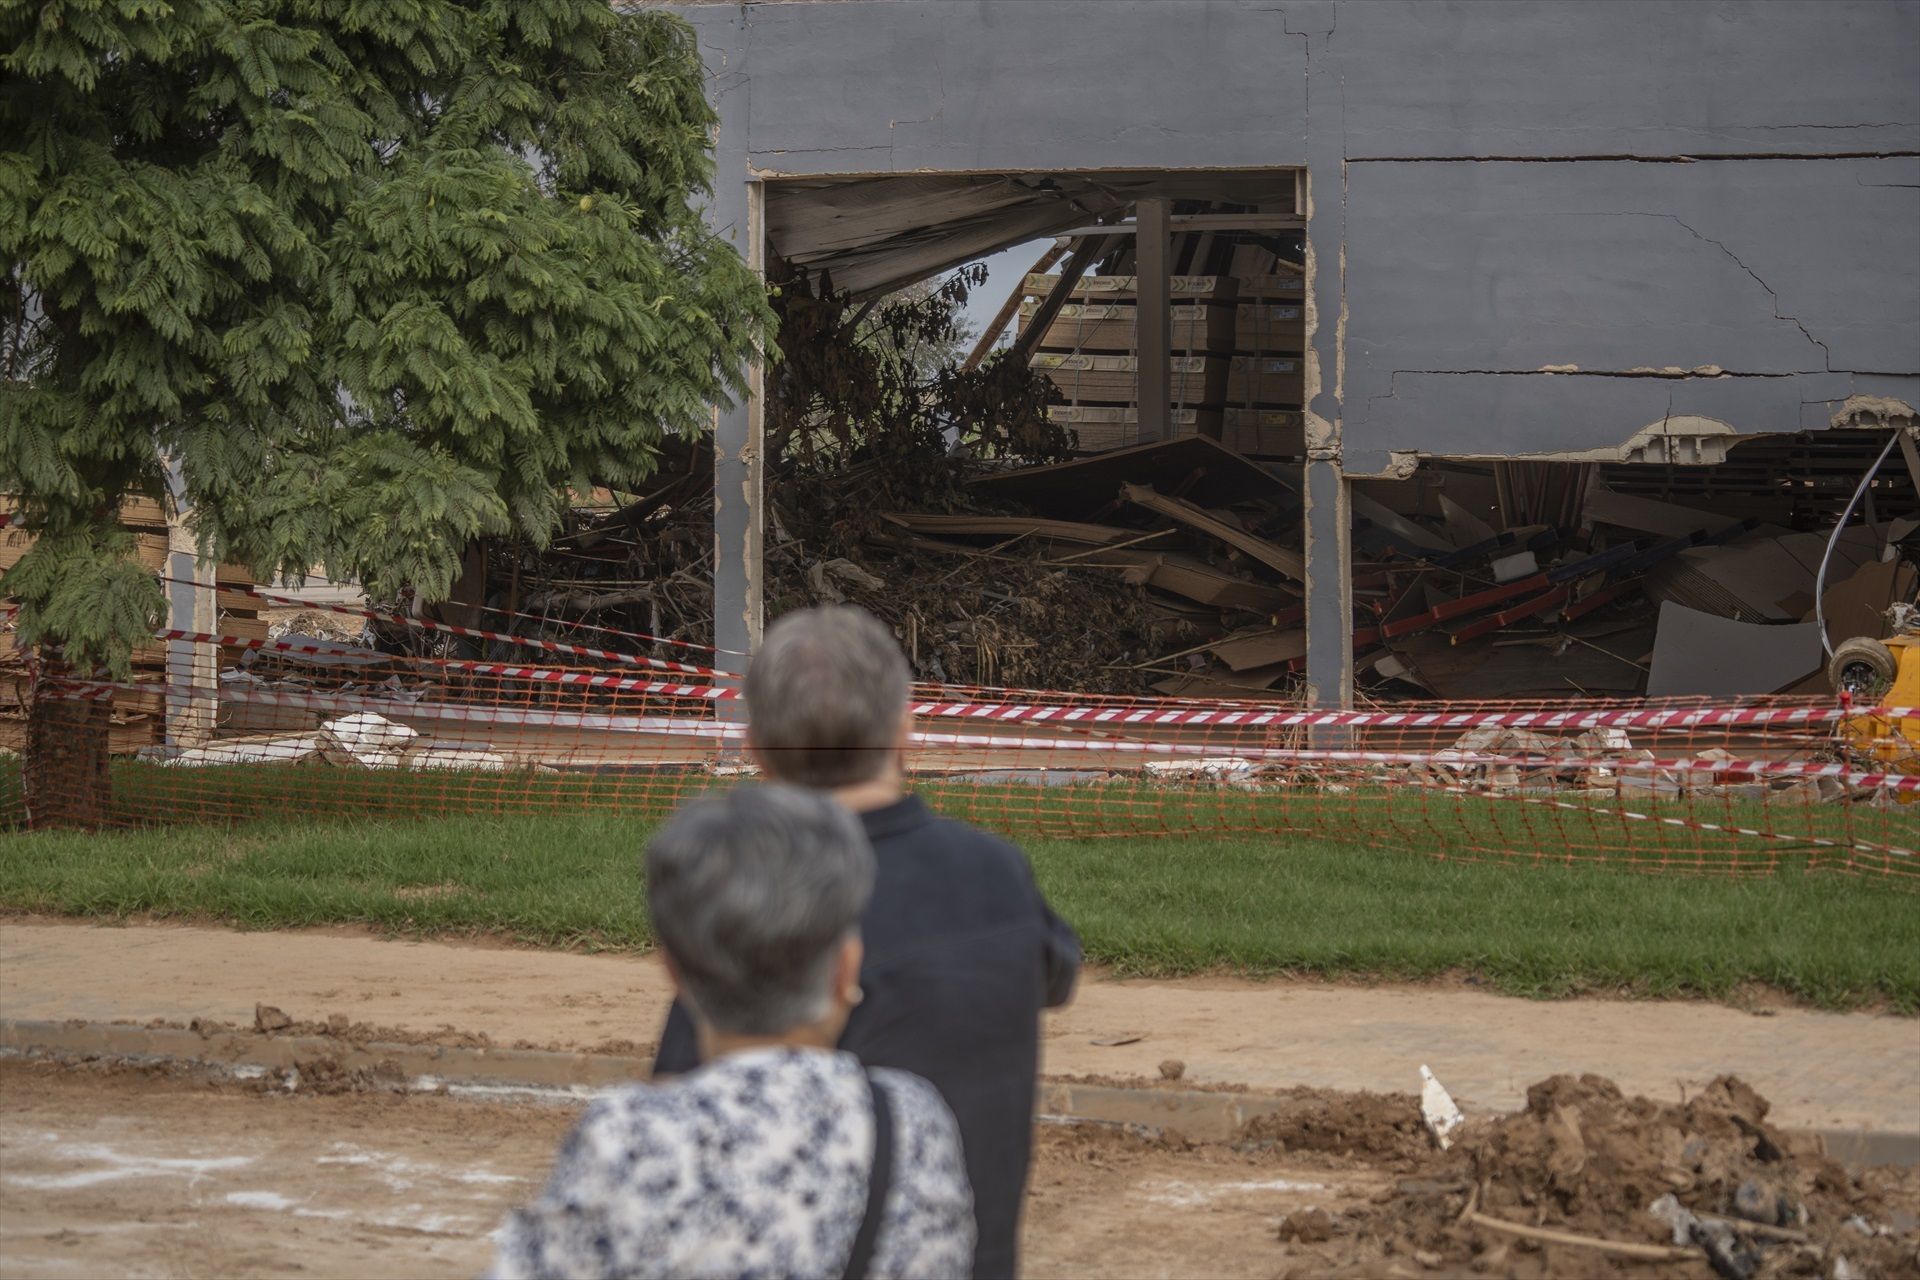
[
  {"left": 317, "top": 712, "right": 417, "bottom": 769},
  {"left": 161, "top": 735, "right": 319, "bottom": 767},
  {"left": 406, "top": 745, "right": 510, "bottom": 772},
  {"left": 152, "top": 711, "right": 515, "bottom": 773},
  {"left": 1142, "top": 756, "right": 1257, "bottom": 783},
  {"left": 1418, "top": 1064, "right": 1464, "bottom": 1151}
]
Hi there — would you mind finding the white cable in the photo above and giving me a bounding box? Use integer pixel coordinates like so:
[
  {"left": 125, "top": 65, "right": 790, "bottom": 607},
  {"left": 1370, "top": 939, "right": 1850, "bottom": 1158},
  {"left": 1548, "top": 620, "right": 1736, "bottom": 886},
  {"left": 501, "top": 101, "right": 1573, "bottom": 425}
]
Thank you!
[{"left": 1816, "top": 429, "right": 1902, "bottom": 659}]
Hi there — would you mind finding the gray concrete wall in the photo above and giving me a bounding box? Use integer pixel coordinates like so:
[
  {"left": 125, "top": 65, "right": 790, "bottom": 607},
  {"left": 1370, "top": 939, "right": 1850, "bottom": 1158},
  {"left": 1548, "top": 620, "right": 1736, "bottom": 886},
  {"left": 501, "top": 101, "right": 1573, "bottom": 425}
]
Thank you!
[
  {"left": 679, "top": 0, "right": 1920, "bottom": 700},
  {"left": 682, "top": 0, "right": 1920, "bottom": 462}
]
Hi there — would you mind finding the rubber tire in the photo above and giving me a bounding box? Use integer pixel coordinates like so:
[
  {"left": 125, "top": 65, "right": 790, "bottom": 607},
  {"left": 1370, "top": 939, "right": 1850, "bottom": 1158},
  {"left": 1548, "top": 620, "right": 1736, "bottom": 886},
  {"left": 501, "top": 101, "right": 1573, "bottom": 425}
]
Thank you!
[{"left": 1828, "top": 636, "right": 1897, "bottom": 695}]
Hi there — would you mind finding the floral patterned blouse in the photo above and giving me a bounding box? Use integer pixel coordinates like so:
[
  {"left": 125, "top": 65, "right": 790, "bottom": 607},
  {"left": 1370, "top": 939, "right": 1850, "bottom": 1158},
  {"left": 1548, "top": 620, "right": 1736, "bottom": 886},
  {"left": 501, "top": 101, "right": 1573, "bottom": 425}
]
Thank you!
[{"left": 490, "top": 1046, "right": 974, "bottom": 1280}]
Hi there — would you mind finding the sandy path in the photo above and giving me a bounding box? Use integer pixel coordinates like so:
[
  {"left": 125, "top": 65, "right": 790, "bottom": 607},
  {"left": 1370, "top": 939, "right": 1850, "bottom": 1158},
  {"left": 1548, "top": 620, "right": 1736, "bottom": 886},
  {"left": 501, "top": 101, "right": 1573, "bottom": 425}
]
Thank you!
[
  {"left": 3, "top": 916, "right": 1916, "bottom": 1133},
  {"left": 0, "top": 1061, "right": 1374, "bottom": 1280}
]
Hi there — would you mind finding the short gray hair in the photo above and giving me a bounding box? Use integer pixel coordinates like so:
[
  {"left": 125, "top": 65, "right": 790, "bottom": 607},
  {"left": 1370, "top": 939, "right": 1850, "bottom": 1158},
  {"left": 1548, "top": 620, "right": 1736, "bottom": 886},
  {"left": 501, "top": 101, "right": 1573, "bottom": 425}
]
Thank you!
[
  {"left": 645, "top": 784, "right": 875, "bottom": 1036},
  {"left": 746, "top": 606, "right": 912, "bottom": 788}
]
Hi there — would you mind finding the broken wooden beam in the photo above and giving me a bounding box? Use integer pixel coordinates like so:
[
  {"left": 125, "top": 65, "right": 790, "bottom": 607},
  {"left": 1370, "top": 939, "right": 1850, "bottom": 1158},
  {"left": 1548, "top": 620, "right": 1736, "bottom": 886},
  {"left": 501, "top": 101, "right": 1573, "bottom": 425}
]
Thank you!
[
  {"left": 962, "top": 242, "right": 1068, "bottom": 371},
  {"left": 1008, "top": 234, "right": 1113, "bottom": 365},
  {"left": 1120, "top": 483, "right": 1305, "bottom": 582}
]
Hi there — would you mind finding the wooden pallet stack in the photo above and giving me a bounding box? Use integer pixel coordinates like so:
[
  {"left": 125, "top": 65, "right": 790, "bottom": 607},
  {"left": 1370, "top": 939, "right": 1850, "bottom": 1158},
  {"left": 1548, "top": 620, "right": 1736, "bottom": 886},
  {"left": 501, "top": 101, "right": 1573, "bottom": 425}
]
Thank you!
[
  {"left": 1023, "top": 272, "right": 1235, "bottom": 452},
  {"left": 1, "top": 496, "right": 255, "bottom": 755},
  {"left": 1222, "top": 242, "right": 1307, "bottom": 459},
  {"left": 1019, "top": 240, "right": 1309, "bottom": 458}
]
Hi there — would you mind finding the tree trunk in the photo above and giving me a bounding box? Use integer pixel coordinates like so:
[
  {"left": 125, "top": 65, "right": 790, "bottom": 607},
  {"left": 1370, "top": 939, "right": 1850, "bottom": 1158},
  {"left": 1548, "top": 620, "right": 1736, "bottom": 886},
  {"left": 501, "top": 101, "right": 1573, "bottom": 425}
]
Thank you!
[{"left": 24, "top": 669, "right": 112, "bottom": 830}]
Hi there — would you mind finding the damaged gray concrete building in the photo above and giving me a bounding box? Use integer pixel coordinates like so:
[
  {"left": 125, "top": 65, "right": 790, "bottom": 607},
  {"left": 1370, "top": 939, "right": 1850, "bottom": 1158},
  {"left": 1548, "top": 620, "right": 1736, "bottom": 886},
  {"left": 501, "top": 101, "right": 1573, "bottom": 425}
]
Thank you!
[{"left": 677, "top": 0, "right": 1920, "bottom": 705}]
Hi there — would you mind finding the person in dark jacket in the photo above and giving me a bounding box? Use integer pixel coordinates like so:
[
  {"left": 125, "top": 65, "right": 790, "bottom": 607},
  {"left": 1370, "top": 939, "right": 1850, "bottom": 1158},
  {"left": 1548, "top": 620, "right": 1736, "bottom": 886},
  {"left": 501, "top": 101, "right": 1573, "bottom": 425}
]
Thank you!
[{"left": 654, "top": 605, "right": 1081, "bottom": 1280}]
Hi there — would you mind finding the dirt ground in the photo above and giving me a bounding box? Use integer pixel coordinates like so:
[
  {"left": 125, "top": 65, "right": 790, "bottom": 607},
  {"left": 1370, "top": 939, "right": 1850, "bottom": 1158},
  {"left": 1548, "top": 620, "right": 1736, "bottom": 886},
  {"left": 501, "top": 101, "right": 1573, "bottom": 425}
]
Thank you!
[
  {"left": 0, "top": 1059, "right": 1386, "bottom": 1280},
  {"left": 6, "top": 917, "right": 1917, "bottom": 1133}
]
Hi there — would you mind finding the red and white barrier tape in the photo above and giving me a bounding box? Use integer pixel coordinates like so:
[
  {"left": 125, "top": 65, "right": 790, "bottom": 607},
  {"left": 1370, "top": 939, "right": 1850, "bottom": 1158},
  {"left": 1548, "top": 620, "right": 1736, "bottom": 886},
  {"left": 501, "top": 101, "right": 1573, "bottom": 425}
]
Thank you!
[
  {"left": 902, "top": 699, "right": 1909, "bottom": 733},
  {"left": 50, "top": 671, "right": 1920, "bottom": 794},
  {"left": 71, "top": 678, "right": 743, "bottom": 740},
  {"left": 130, "top": 630, "right": 739, "bottom": 702},
  {"left": 53, "top": 632, "right": 1920, "bottom": 736},
  {"left": 162, "top": 577, "right": 735, "bottom": 679}
]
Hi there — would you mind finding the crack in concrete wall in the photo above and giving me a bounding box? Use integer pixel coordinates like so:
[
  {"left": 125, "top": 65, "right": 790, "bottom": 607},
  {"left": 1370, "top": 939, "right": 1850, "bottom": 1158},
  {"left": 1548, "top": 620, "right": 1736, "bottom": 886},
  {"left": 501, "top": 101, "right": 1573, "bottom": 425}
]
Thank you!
[
  {"left": 1350, "top": 150, "right": 1920, "bottom": 163},
  {"left": 1641, "top": 213, "right": 1833, "bottom": 369}
]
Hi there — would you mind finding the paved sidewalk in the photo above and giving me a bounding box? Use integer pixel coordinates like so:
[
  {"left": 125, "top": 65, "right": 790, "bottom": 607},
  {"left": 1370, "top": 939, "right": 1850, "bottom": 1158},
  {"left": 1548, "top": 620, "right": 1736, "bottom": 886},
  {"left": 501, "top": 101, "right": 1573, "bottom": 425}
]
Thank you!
[{"left": 3, "top": 917, "right": 1914, "bottom": 1134}]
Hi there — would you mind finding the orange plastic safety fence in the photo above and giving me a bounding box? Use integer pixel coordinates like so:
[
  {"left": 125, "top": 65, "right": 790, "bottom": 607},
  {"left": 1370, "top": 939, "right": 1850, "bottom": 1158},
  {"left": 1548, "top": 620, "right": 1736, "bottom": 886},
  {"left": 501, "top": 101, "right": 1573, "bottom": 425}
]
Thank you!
[{"left": 5, "top": 626, "right": 1919, "bottom": 883}]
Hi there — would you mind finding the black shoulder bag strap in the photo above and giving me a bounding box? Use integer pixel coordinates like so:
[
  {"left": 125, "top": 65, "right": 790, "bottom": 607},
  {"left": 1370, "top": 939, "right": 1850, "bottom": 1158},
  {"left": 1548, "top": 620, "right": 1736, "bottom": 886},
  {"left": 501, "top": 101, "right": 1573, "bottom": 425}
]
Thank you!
[{"left": 841, "top": 1070, "right": 895, "bottom": 1280}]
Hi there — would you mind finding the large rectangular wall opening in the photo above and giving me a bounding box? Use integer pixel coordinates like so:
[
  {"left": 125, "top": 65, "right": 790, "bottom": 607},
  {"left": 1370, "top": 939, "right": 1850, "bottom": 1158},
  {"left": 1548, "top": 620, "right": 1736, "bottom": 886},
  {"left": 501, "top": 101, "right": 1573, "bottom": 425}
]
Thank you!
[{"left": 747, "top": 168, "right": 1314, "bottom": 699}]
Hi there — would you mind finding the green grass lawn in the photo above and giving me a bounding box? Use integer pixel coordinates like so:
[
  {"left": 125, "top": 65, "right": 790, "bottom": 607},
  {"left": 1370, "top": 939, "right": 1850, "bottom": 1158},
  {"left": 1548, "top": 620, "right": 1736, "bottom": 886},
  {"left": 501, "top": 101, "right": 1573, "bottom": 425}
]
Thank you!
[{"left": 4, "top": 796, "right": 1916, "bottom": 1012}]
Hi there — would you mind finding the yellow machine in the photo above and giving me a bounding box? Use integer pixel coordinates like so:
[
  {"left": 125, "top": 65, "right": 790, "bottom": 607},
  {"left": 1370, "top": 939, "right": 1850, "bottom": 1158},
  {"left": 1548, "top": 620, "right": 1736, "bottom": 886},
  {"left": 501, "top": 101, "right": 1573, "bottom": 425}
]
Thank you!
[
  {"left": 1821, "top": 430, "right": 1919, "bottom": 780},
  {"left": 1831, "top": 605, "right": 1920, "bottom": 776}
]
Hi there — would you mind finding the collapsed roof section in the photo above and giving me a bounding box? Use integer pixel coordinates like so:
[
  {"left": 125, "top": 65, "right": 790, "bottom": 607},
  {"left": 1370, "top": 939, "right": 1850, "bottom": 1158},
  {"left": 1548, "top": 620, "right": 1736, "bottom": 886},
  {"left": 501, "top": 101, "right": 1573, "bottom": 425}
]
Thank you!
[{"left": 763, "top": 169, "right": 1296, "bottom": 299}]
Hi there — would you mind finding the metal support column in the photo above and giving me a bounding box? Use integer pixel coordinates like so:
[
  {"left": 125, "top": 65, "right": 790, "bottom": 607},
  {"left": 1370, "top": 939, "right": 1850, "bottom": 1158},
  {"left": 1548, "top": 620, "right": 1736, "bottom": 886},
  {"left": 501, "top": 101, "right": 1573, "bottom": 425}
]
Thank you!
[
  {"left": 1135, "top": 195, "right": 1171, "bottom": 439},
  {"left": 713, "top": 179, "right": 765, "bottom": 698},
  {"left": 1298, "top": 158, "right": 1354, "bottom": 710},
  {"left": 1301, "top": 459, "right": 1353, "bottom": 708}
]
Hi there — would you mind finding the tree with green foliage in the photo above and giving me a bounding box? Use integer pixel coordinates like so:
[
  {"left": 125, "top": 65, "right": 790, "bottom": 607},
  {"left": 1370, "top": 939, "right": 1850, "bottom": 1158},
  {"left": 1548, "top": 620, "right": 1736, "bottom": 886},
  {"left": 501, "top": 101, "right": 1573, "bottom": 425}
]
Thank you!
[{"left": 1, "top": 1, "right": 770, "bottom": 820}]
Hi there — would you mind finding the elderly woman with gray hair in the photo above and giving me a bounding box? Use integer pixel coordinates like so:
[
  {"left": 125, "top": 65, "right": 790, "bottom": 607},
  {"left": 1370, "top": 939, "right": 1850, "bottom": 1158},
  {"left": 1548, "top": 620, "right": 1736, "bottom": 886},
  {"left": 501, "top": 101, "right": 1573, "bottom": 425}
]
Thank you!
[{"left": 490, "top": 785, "right": 974, "bottom": 1280}]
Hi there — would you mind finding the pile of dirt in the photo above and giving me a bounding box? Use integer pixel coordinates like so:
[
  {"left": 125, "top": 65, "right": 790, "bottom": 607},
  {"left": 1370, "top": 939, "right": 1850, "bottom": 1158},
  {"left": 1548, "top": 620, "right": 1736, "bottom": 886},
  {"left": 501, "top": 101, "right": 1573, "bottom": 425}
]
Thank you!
[
  {"left": 1320, "top": 1074, "right": 1919, "bottom": 1279},
  {"left": 1238, "top": 1088, "right": 1435, "bottom": 1168},
  {"left": 247, "top": 1004, "right": 495, "bottom": 1049}
]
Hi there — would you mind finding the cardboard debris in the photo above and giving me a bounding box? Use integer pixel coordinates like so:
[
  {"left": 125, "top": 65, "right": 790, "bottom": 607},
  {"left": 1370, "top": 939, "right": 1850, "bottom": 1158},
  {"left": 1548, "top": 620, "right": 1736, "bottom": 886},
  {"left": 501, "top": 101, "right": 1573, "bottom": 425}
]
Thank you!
[
  {"left": 1646, "top": 603, "right": 1822, "bottom": 698},
  {"left": 1110, "top": 552, "right": 1295, "bottom": 613},
  {"left": 1645, "top": 528, "right": 1878, "bottom": 622},
  {"left": 1206, "top": 627, "right": 1307, "bottom": 672},
  {"left": 1810, "top": 556, "right": 1917, "bottom": 652},
  {"left": 1151, "top": 660, "right": 1292, "bottom": 699}
]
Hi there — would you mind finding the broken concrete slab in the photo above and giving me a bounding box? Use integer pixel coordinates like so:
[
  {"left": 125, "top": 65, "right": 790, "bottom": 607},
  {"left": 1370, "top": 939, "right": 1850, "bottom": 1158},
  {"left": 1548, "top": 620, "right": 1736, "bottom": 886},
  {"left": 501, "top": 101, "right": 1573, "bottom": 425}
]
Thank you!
[{"left": 1646, "top": 602, "right": 1822, "bottom": 698}]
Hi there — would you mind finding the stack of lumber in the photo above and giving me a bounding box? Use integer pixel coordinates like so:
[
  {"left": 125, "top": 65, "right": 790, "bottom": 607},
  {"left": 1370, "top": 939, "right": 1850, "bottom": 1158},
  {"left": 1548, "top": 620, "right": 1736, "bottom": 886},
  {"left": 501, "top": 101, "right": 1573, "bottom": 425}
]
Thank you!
[
  {"left": 1, "top": 495, "right": 255, "bottom": 754},
  {"left": 1019, "top": 239, "right": 1310, "bottom": 460},
  {"left": 1222, "top": 242, "right": 1306, "bottom": 458},
  {"left": 1025, "top": 272, "right": 1235, "bottom": 452}
]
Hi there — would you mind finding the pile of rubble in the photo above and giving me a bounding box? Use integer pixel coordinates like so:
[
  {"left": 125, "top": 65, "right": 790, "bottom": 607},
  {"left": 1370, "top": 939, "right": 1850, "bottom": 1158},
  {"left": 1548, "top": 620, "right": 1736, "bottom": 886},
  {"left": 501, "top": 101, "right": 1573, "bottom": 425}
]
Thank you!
[
  {"left": 444, "top": 426, "right": 1915, "bottom": 706},
  {"left": 1297, "top": 1074, "right": 1918, "bottom": 1280}
]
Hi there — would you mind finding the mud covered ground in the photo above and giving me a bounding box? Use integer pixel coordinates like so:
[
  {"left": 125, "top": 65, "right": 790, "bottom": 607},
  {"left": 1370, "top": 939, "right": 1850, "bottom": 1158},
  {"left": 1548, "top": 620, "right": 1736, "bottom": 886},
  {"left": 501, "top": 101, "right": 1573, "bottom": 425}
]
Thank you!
[
  {"left": 1, "top": 1059, "right": 1914, "bottom": 1280},
  {"left": 0, "top": 1059, "right": 1383, "bottom": 1280}
]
